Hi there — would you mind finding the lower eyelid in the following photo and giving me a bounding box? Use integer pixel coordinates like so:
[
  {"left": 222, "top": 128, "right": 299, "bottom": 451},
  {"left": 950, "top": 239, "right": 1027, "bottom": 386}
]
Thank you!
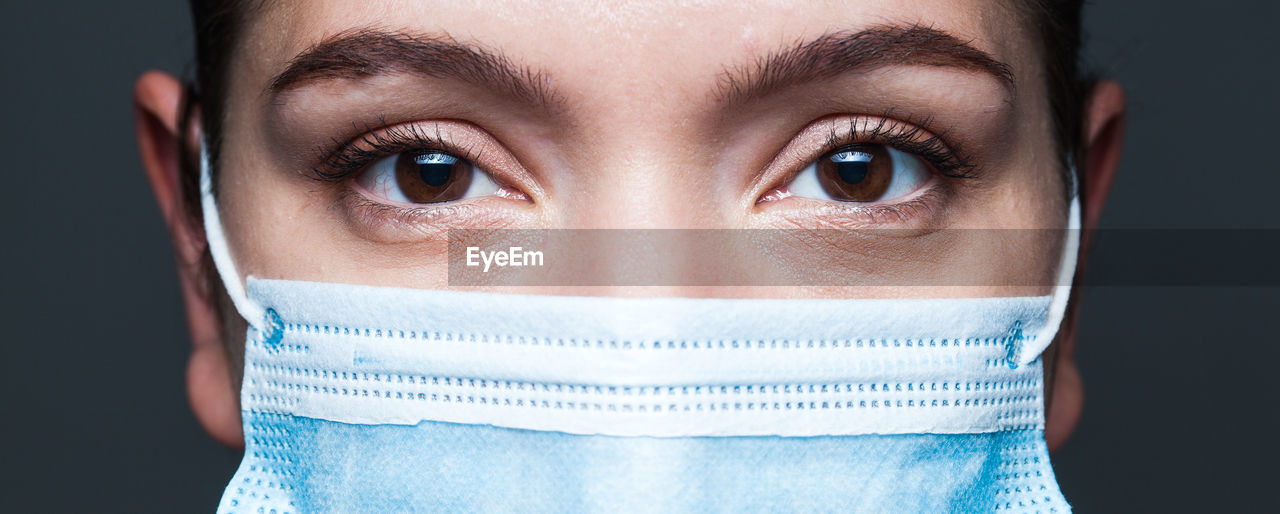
[
  {"left": 760, "top": 182, "right": 952, "bottom": 229},
  {"left": 335, "top": 188, "right": 535, "bottom": 243}
]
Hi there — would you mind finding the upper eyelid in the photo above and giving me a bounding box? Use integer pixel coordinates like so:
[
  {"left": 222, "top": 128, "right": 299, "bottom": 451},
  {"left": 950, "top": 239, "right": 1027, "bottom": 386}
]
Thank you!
[
  {"left": 309, "top": 120, "right": 497, "bottom": 183},
  {"left": 315, "top": 124, "right": 450, "bottom": 175},
  {"left": 313, "top": 115, "right": 969, "bottom": 205},
  {"left": 764, "top": 113, "right": 975, "bottom": 188},
  {"left": 820, "top": 114, "right": 955, "bottom": 160},
  {"left": 826, "top": 116, "right": 977, "bottom": 177},
  {"left": 308, "top": 118, "right": 550, "bottom": 206}
]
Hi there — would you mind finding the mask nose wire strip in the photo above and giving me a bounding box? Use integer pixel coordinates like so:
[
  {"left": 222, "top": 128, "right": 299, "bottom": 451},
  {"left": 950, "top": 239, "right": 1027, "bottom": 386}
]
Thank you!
[
  {"left": 199, "top": 144, "right": 267, "bottom": 331},
  {"left": 1019, "top": 165, "right": 1081, "bottom": 366}
]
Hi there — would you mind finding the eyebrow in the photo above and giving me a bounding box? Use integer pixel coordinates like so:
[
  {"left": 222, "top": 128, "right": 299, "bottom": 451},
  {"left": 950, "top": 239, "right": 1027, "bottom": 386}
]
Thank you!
[
  {"left": 267, "top": 28, "right": 559, "bottom": 109},
  {"left": 271, "top": 25, "right": 1011, "bottom": 114},
  {"left": 717, "top": 24, "right": 1015, "bottom": 104}
]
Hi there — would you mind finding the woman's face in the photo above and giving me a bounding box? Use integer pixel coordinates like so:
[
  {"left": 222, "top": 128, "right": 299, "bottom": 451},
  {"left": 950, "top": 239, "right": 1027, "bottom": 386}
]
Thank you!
[{"left": 213, "top": 0, "right": 1067, "bottom": 298}]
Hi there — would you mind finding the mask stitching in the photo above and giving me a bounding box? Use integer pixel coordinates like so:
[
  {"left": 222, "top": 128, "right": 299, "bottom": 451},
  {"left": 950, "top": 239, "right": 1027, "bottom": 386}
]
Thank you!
[
  {"left": 261, "top": 308, "right": 285, "bottom": 350},
  {"left": 247, "top": 362, "right": 1044, "bottom": 420},
  {"left": 990, "top": 437, "right": 1065, "bottom": 512},
  {"left": 246, "top": 389, "right": 1045, "bottom": 428},
  {"left": 246, "top": 378, "right": 1044, "bottom": 424},
  {"left": 1005, "top": 321, "right": 1025, "bottom": 369},
  {"left": 249, "top": 361, "right": 1041, "bottom": 397},
  {"left": 277, "top": 321, "right": 1038, "bottom": 352}
]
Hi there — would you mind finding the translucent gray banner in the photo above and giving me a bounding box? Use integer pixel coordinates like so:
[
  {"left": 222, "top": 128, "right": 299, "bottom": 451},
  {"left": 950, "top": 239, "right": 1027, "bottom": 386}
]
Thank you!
[{"left": 445, "top": 229, "right": 1280, "bottom": 287}]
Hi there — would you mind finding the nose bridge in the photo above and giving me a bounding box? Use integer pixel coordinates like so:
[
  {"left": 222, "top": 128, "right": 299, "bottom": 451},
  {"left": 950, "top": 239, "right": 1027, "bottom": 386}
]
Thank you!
[
  {"left": 538, "top": 91, "right": 738, "bottom": 294},
  {"left": 554, "top": 97, "right": 725, "bottom": 230},
  {"left": 570, "top": 122, "right": 742, "bottom": 235},
  {"left": 538, "top": 29, "right": 732, "bottom": 229},
  {"left": 528, "top": 27, "right": 743, "bottom": 293}
]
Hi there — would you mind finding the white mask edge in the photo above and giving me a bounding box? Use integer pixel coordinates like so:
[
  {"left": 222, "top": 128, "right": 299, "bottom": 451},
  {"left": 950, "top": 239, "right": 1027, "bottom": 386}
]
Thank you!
[
  {"left": 1018, "top": 164, "right": 1081, "bottom": 366},
  {"left": 200, "top": 142, "right": 267, "bottom": 331}
]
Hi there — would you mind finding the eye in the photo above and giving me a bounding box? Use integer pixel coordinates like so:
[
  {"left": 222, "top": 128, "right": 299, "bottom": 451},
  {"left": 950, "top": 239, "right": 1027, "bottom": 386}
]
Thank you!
[
  {"left": 786, "top": 144, "right": 931, "bottom": 203},
  {"left": 356, "top": 150, "right": 499, "bottom": 204}
]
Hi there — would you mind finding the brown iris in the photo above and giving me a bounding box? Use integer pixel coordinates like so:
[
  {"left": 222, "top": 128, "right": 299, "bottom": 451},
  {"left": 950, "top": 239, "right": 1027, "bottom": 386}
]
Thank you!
[
  {"left": 393, "top": 151, "right": 474, "bottom": 203},
  {"left": 815, "top": 144, "right": 892, "bottom": 202}
]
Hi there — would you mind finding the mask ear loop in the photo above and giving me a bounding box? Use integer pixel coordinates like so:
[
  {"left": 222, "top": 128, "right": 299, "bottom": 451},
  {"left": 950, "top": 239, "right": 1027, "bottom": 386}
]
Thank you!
[
  {"left": 199, "top": 142, "right": 269, "bottom": 333},
  {"left": 1014, "top": 158, "right": 1081, "bottom": 367}
]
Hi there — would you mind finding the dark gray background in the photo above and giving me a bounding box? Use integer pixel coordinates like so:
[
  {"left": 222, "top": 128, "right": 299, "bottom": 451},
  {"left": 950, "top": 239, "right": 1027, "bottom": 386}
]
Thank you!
[{"left": 2, "top": 1, "right": 1276, "bottom": 511}]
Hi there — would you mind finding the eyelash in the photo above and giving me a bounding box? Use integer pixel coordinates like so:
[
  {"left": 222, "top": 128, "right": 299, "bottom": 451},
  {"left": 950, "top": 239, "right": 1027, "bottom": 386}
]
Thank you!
[
  {"left": 819, "top": 112, "right": 978, "bottom": 179},
  {"left": 309, "top": 112, "right": 975, "bottom": 226},
  {"left": 310, "top": 120, "right": 479, "bottom": 182},
  {"left": 314, "top": 112, "right": 973, "bottom": 178}
]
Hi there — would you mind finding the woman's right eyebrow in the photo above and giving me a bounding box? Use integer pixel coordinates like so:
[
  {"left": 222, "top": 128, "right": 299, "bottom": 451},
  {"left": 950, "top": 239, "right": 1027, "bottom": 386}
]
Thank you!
[{"left": 265, "top": 27, "right": 563, "bottom": 112}]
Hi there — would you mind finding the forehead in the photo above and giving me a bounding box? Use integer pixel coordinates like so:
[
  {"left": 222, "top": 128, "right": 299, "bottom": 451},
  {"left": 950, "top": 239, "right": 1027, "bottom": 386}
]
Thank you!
[{"left": 241, "top": 0, "right": 1036, "bottom": 95}]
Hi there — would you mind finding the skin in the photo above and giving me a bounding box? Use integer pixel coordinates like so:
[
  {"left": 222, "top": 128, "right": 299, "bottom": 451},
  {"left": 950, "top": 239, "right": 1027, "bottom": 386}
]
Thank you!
[{"left": 134, "top": 0, "right": 1125, "bottom": 451}]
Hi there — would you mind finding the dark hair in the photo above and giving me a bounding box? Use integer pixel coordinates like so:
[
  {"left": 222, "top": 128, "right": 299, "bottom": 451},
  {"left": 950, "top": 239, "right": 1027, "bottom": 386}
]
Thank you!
[
  {"left": 1025, "top": 0, "right": 1089, "bottom": 190},
  {"left": 181, "top": 0, "right": 1089, "bottom": 217},
  {"left": 176, "top": 0, "right": 246, "bottom": 222}
]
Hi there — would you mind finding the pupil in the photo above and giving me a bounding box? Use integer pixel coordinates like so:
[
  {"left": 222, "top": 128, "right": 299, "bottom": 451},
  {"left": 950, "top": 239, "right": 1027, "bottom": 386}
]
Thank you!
[
  {"left": 393, "top": 151, "right": 472, "bottom": 204},
  {"left": 814, "top": 146, "right": 889, "bottom": 202},
  {"left": 835, "top": 160, "right": 869, "bottom": 184},
  {"left": 418, "top": 162, "right": 452, "bottom": 186}
]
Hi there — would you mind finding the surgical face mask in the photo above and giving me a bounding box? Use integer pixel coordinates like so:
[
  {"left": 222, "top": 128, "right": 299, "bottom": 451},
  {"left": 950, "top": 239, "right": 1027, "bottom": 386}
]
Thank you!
[{"left": 201, "top": 150, "right": 1078, "bottom": 513}]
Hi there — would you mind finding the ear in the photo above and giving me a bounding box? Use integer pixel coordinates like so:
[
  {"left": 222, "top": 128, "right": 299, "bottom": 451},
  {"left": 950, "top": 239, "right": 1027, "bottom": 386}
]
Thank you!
[
  {"left": 134, "top": 71, "right": 244, "bottom": 448},
  {"left": 1045, "top": 80, "right": 1125, "bottom": 451}
]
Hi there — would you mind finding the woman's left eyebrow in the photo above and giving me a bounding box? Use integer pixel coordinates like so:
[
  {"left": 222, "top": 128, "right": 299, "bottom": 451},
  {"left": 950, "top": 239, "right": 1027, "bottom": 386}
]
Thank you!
[
  {"left": 716, "top": 23, "right": 1015, "bottom": 105},
  {"left": 266, "top": 27, "right": 561, "bottom": 112}
]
